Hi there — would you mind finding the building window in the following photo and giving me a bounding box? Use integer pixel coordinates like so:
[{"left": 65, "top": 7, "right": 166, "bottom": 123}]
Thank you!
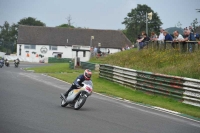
[
  {"left": 24, "top": 45, "right": 36, "bottom": 49},
  {"left": 49, "top": 46, "right": 57, "bottom": 50},
  {"left": 83, "top": 51, "right": 86, "bottom": 57}
]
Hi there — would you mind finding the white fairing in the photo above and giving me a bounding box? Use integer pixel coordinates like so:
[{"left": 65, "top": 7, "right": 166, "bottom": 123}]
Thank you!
[{"left": 65, "top": 80, "right": 93, "bottom": 103}]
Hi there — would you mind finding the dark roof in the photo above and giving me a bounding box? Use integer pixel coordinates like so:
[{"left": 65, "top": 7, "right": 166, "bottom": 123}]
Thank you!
[
  {"left": 17, "top": 25, "right": 132, "bottom": 49},
  {"left": 165, "top": 27, "right": 184, "bottom": 35}
]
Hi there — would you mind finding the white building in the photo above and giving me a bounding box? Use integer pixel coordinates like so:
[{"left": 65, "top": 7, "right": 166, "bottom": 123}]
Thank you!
[{"left": 17, "top": 25, "right": 132, "bottom": 62}]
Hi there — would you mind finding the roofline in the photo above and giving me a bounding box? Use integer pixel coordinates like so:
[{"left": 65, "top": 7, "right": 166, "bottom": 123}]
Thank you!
[{"left": 18, "top": 25, "right": 122, "bottom": 32}]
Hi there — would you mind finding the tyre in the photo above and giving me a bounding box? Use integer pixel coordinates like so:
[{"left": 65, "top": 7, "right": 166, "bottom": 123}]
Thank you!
[
  {"left": 74, "top": 96, "right": 87, "bottom": 110},
  {"left": 15, "top": 63, "right": 18, "bottom": 68},
  {"left": 61, "top": 99, "right": 68, "bottom": 107}
]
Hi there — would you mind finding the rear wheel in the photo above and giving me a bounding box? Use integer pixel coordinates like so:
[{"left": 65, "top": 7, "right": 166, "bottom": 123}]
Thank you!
[{"left": 74, "top": 96, "right": 87, "bottom": 110}]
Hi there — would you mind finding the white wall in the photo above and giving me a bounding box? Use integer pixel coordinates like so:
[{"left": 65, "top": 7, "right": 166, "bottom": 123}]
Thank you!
[
  {"left": 0, "top": 52, "right": 5, "bottom": 57},
  {"left": 17, "top": 44, "right": 121, "bottom": 62}
]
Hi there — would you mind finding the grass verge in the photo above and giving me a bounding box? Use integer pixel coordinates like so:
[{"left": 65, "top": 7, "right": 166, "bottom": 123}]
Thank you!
[
  {"left": 27, "top": 63, "right": 200, "bottom": 118},
  {"left": 90, "top": 49, "right": 200, "bottom": 79}
]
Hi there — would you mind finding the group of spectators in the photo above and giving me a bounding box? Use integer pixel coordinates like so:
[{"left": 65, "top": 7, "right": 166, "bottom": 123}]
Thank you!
[{"left": 136, "top": 26, "right": 200, "bottom": 51}]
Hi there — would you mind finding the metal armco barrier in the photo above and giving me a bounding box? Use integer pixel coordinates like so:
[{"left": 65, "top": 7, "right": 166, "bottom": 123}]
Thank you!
[{"left": 99, "top": 64, "right": 200, "bottom": 107}]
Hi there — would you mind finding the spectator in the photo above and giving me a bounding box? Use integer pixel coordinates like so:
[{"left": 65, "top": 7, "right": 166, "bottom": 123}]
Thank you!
[
  {"left": 172, "top": 30, "right": 184, "bottom": 48},
  {"left": 126, "top": 45, "right": 130, "bottom": 50},
  {"left": 150, "top": 32, "right": 157, "bottom": 41},
  {"left": 97, "top": 47, "right": 102, "bottom": 56},
  {"left": 163, "top": 31, "right": 173, "bottom": 41},
  {"left": 94, "top": 46, "right": 97, "bottom": 53},
  {"left": 137, "top": 33, "right": 150, "bottom": 49},
  {"left": 141, "top": 31, "right": 146, "bottom": 37},
  {"left": 189, "top": 26, "right": 194, "bottom": 33},
  {"left": 137, "top": 34, "right": 144, "bottom": 50},
  {"left": 173, "top": 30, "right": 184, "bottom": 41},
  {"left": 94, "top": 46, "right": 97, "bottom": 55},
  {"left": 154, "top": 28, "right": 165, "bottom": 43},
  {"left": 180, "top": 30, "right": 189, "bottom": 52},
  {"left": 107, "top": 49, "right": 110, "bottom": 54},
  {"left": 142, "top": 33, "right": 150, "bottom": 48},
  {"left": 182, "top": 30, "right": 196, "bottom": 52},
  {"left": 183, "top": 30, "right": 189, "bottom": 39},
  {"left": 194, "top": 32, "right": 200, "bottom": 40},
  {"left": 185, "top": 27, "right": 188, "bottom": 30}
]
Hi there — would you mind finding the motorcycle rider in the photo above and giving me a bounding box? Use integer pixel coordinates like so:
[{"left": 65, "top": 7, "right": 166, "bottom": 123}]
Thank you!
[
  {"left": 0, "top": 57, "right": 4, "bottom": 66},
  {"left": 4, "top": 58, "right": 8, "bottom": 66},
  {"left": 14, "top": 58, "right": 20, "bottom": 64},
  {"left": 61, "top": 69, "right": 92, "bottom": 99}
]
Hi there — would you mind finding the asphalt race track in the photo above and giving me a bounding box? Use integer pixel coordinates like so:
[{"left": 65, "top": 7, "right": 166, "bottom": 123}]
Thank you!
[{"left": 0, "top": 62, "right": 200, "bottom": 133}]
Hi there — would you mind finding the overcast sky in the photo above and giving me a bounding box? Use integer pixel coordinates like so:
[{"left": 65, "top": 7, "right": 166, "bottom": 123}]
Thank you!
[{"left": 0, "top": 0, "right": 199, "bottom": 30}]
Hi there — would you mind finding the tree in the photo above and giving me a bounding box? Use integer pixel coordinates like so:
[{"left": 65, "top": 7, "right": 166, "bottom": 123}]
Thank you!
[
  {"left": 18, "top": 17, "right": 46, "bottom": 26},
  {"left": 0, "top": 21, "right": 17, "bottom": 53},
  {"left": 191, "top": 18, "right": 199, "bottom": 31},
  {"left": 57, "top": 24, "right": 75, "bottom": 28},
  {"left": 122, "top": 4, "right": 163, "bottom": 42}
]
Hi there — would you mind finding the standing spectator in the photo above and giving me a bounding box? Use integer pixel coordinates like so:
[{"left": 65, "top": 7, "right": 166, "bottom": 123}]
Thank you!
[
  {"left": 94, "top": 46, "right": 97, "bottom": 54},
  {"left": 107, "top": 49, "right": 110, "bottom": 54},
  {"left": 182, "top": 30, "right": 196, "bottom": 52},
  {"left": 189, "top": 26, "right": 194, "bottom": 33},
  {"left": 94, "top": 46, "right": 97, "bottom": 56},
  {"left": 180, "top": 30, "right": 189, "bottom": 52}
]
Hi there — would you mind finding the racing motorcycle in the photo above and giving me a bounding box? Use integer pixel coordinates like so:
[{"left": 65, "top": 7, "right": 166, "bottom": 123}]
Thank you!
[
  {"left": 60, "top": 80, "right": 93, "bottom": 110},
  {"left": 14, "top": 60, "right": 19, "bottom": 68},
  {"left": 0, "top": 59, "right": 4, "bottom": 68},
  {"left": 0, "top": 62, "right": 3, "bottom": 68},
  {"left": 5, "top": 60, "right": 9, "bottom": 67}
]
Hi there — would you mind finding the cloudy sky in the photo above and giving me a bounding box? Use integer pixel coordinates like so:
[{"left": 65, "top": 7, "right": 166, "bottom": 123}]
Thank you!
[{"left": 0, "top": 0, "right": 199, "bottom": 30}]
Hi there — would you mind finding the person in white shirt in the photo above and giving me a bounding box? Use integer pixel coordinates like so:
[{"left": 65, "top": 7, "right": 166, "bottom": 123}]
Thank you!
[
  {"left": 173, "top": 31, "right": 184, "bottom": 41},
  {"left": 172, "top": 30, "right": 184, "bottom": 48},
  {"left": 154, "top": 28, "right": 165, "bottom": 43}
]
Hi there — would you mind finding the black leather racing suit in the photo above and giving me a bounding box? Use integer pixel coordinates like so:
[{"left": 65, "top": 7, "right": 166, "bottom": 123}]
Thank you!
[{"left": 64, "top": 74, "right": 86, "bottom": 97}]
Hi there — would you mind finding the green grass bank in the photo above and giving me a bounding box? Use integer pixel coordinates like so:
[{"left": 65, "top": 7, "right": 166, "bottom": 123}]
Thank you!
[{"left": 90, "top": 49, "right": 200, "bottom": 79}]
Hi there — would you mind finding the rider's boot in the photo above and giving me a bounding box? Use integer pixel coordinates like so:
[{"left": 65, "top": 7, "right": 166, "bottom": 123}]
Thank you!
[
  {"left": 60, "top": 92, "right": 69, "bottom": 100},
  {"left": 60, "top": 93, "right": 66, "bottom": 100}
]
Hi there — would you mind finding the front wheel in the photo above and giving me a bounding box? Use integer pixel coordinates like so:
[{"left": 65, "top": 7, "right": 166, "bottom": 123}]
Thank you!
[{"left": 74, "top": 96, "right": 87, "bottom": 110}]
